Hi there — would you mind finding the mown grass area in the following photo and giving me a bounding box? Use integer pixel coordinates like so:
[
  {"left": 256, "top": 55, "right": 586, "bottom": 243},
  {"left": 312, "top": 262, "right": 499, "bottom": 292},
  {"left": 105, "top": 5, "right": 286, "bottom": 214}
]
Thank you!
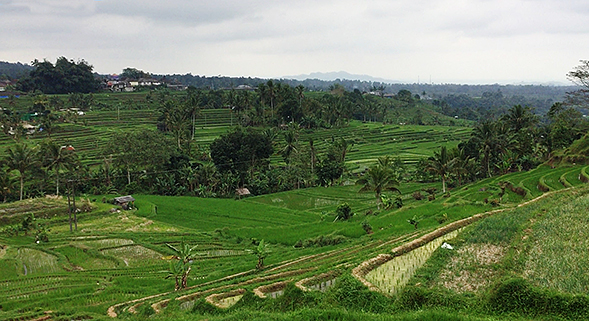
[{"left": 0, "top": 164, "right": 587, "bottom": 320}]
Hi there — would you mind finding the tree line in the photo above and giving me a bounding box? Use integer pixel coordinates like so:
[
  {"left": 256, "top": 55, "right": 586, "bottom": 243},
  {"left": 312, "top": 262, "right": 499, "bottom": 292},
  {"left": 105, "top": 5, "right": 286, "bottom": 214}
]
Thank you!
[{"left": 0, "top": 61, "right": 588, "bottom": 204}]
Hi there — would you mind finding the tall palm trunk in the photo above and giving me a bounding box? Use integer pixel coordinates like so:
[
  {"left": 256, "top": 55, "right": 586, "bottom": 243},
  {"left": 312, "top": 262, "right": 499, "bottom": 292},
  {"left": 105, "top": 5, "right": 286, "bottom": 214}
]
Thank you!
[
  {"left": 19, "top": 175, "right": 24, "bottom": 201},
  {"left": 55, "top": 170, "right": 60, "bottom": 195}
]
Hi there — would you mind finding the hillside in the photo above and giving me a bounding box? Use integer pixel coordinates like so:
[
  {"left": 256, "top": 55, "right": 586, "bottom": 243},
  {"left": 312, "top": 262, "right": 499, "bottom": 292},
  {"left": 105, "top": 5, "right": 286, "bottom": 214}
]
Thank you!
[{"left": 0, "top": 163, "right": 588, "bottom": 320}]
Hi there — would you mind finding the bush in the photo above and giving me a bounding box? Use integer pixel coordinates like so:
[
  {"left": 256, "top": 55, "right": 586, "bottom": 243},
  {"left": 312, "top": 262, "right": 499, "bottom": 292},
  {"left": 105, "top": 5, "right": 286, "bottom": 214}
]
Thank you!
[
  {"left": 361, "top": 220, "right": 373, "bottom": 234},
  {"left": 393, "top": 196, "right": 403, "bottom": 209},
  {"left": 412, "top": 191, "right": 424, "bottom": 201},
  {"left": 272, "top": 283, "right": 320, "bottom": 312},
  {"left": 324, "top": 274, "right": 391, "bottom": 313},
  {"left": 435, "top": 213, "right": 448, "bottom": 224},
  {"left": 191, "top": 298, "right": 222, "bottom": 315},
  {"left": 397, "top": 286, "right": 470, "bottom": 312},
  {"left": 334, "top": 203, "right": 353, "bottom": 221},
  {"left": 487, "top": 278, "right": 589, "bottom": 319},
  {"left": 294, "top": 234, "right": 347, "bottom": 248}
]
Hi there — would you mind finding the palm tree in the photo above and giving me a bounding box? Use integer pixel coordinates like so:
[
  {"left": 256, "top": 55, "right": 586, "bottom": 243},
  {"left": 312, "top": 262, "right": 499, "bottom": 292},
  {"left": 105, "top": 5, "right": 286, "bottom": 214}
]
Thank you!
[
  {"left": 309, "top": 138, "right": 317, "bottom": 173},
  {"left": 281, "top": 130, "right": 299, "bottom": 163},
  {"left": 164, "top": 101, "right": 190, "bottom": 149},
  {"left": 4, "top": 143, "right": 38, "bottom": 200},
  {"left": 0, "top": 168, "right": 15, "bottom": 202},
  {"left": 472, "top": 121, "right": 499, "bottom": 178},
  {"left": 266, "top": 80, "right": 277, "bottom": 118},
  {"left": 502, "top": 105, "right": 538, "bottom": 132},
  {"left": 329, "top": 137, "right": 352, "bottom": 164},
  {"left": 449, "top": 147, "right": 472, "bottom": 186},
  {"left": 356, "top": 165, "right": 400, "bottom": 210},
  {"left": 426, "top": 146, "right": 454, "bottom": 193},
  {"left": 40, "top": 140, "right": 78, "bottom": 195},
  {"left": 295, "top": 84, "right": 305, "bottom": 110}
]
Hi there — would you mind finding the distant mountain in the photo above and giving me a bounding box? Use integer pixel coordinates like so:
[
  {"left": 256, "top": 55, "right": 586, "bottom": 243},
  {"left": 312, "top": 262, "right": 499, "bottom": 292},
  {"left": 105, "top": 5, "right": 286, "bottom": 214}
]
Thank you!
[{"left": 283, "top": 71, "right": 399, "bottom": 83}]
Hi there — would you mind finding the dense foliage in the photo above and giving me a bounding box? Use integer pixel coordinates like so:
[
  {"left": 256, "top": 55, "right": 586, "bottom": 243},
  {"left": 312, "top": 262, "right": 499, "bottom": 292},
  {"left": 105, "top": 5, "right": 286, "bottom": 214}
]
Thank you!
[{"left": 16, "top": 57, "right": 101, "bottom": 94}]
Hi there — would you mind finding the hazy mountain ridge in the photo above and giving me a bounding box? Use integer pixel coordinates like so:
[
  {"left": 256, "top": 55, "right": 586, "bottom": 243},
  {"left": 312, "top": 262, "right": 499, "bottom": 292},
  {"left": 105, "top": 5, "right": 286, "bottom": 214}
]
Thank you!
[{"left": 282, "top": 71, "right": 398, "bottom": 83}]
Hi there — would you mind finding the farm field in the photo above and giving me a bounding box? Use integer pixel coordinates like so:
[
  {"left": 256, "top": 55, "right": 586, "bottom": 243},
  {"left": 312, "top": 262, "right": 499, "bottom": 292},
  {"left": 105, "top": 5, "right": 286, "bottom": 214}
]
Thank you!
[
  {"left": 1, "top": 163, "right": 588, "bottom": 320},
  {"left": 0, "top": 93, "right": 471, "bottom": 168}
]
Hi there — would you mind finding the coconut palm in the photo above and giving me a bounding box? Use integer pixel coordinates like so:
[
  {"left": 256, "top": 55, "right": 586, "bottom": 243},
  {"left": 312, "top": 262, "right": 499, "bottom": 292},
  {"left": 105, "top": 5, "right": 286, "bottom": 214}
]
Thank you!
[
  {"left": 40, "top": 140, "right": 78, "bottom": 195},
  {"left": 356, "top": 165, "right": 400, "bottom": 210},
  {"left": 0, "top": 168, "right": 15, "bottom": 202},
  {"left": 502, "top": 104, "right": 538, "bottom": 132},
  {"left": 471, "top": 121, "right": 501, "bottom": 178},
  {"left": 4, "top": 143, "right": 38, "bottom": 200},
  {"left": 281, "top": 129, "right": 299, "bottom": 163},
  {"left": 426, "top": 146, "right": 454, "bottom": 193}
]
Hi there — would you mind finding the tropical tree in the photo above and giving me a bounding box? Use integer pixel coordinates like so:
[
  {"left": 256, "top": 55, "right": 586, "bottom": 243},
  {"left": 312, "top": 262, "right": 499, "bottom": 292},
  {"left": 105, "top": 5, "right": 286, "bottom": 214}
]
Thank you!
[
  {"left": 502, "top": 104, "right": 538, "bottom": 132},
  {"left": 426, "top": 146, "right": 454, "bottom": 193},
  {"left": 565, "top": 60, "right": 589, "bottom": 107},
  {"left": 280, "top": 129, "right": 299, "bottom": 163},
  {"left": 4, "top": 143, "right": 38, "bottom": 200},
  {"left": 471, "top": 121, "right": 500, "bottom": 178},
  {"left": 0, "top": 168, "right": 15, "bottom": 202},
  {"left": 295, "top": 84, "right": 305, "bottom": 109},
  {"left": 39, "top": 140, "right": 78, "bottom": 195},
  {"left": 165, "top": 240, "right": 199, "bottom": 290},
  {"left": 356, "top": 164, "right": 401, "bottom": 209},
  {"left": 163, "top": 100, "right": 190, "bottom": 149}
]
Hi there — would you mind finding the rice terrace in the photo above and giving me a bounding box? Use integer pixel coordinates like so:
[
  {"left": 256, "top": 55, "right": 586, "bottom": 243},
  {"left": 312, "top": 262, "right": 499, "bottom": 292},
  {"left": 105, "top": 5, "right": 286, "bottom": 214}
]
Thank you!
[{"left": 2, "top": 59, "right": 589, "bottom": 321}]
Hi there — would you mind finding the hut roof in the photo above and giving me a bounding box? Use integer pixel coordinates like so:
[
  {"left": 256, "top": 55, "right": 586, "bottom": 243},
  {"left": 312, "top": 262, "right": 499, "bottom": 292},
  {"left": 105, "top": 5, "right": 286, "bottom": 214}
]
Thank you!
[
  {"left": 235, "top": 188, "right": 251, "bottom": 196},
  {"left": 114, "top": 195, "right": 135, "bottom": 204}
]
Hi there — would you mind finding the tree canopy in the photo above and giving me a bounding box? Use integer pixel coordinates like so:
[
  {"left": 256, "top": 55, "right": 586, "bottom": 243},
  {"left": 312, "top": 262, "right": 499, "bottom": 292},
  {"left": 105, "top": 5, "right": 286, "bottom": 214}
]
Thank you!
[{"left": 17, "top": 57, "right": 101, "bottom": 94}]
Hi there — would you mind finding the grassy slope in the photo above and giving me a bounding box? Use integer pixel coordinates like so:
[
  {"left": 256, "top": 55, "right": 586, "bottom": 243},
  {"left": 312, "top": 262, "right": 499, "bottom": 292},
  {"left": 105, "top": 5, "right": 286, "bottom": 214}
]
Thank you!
[{"left": 0, "top": 162, "right": 587, "bottom": 319}]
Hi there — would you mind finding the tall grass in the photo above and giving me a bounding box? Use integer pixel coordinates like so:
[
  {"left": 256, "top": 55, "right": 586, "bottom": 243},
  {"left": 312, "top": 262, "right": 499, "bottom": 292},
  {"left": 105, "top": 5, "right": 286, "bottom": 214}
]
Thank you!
[{"left": 524, "top": 193, "right": 589, "bottom": 294}]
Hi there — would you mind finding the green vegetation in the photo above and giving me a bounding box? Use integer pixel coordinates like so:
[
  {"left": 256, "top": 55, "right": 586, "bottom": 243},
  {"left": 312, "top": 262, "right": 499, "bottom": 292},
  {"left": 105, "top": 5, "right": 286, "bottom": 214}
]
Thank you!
[{"left": 1, "top": 60, "right": 589, "bottom": 320}]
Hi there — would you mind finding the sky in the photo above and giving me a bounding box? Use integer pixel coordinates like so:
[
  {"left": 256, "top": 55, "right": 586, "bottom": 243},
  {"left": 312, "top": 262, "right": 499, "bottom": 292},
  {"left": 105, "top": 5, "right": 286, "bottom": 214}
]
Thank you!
[{"left": 1, "top": 0, "right": 588, "bottom": 84}]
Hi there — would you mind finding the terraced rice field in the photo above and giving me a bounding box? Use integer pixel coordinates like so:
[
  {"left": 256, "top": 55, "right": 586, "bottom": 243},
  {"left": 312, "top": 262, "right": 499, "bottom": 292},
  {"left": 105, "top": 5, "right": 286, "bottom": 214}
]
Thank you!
[
  {"left": 0, "top": 164, "right": 587, "bottom": 320},
  {"left": 366, "top": 229, "right": 461, "bottom": 295}
]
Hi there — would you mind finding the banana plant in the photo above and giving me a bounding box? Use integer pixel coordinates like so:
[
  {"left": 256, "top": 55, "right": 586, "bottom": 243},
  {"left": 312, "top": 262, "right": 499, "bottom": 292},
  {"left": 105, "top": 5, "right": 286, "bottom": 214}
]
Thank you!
[{"left": 165, "top": 240, "right": 198, "bottom": 290}]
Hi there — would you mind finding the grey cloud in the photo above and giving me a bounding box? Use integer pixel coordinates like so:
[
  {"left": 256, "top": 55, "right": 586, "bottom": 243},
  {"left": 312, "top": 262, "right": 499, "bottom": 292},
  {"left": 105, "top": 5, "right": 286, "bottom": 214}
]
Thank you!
[
  {"left": 0, "top": 1, "right": 31, "bottom": 14},
  {"left": 94, "top": 0, "right": 274, "bottom": 27}
]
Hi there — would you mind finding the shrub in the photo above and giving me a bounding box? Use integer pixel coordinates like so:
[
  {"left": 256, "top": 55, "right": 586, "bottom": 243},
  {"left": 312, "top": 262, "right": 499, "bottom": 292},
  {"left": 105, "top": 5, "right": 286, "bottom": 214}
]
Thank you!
[
  {"left": 191, "top": 298, "right": 222, "bottom": 315},
  {"left": 537, "top": 183, "right": 550, "bottom": 192},
  {"left": 397, "top": 286, "right": 470, "bottom": 312},
  {"left": 334, "top": 203, "right": 353, "bottom": 221},
  {"left": 393, "top": 196, "right": 403, "bottom": 209},
  {"left": 412, "top": 191, "right": 424, "bottom": 200},
  {"left": 324, "top": 274, "right": 391, "bottom": 313},
  {"left": 294, "top": 234, "right": 347, "bottom": 248},
  {"left": 272, "top": 283, "right": 320, "bottom": 312},
  {"left": 361, "top": 220, "right": 373, "bottom": 234},
  {"left": 487, "top": 277, "right": 589, "bottom": 319},
  {"left": 435, "top": 213, "right": 448, "bottom": 224}
]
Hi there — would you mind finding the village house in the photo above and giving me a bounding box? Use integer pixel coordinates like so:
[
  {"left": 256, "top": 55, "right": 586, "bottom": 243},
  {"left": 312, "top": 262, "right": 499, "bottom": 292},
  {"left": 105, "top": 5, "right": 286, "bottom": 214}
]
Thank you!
[{"left": 0, "top": 80, "right": 12, "bottom": 92}]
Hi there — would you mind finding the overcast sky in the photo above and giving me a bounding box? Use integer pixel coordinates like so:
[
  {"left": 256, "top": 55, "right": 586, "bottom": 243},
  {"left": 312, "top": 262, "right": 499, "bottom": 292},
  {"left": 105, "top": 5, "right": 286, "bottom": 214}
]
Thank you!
[{"left": 1, "top": 0, "right": 588, "bottom": 84}]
